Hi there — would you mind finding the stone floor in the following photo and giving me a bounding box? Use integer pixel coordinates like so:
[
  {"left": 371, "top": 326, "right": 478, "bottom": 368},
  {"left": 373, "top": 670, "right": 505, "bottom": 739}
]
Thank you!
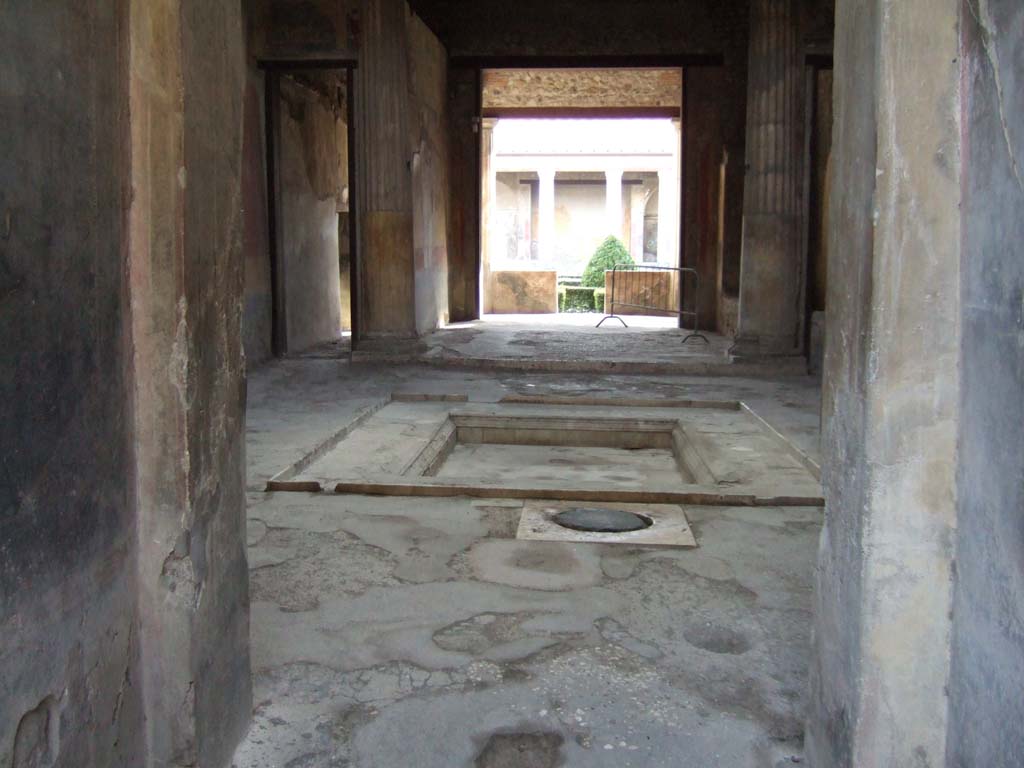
[
  {"left": 416, "top": 315, "right": 731, "bottom": 368},
  {"left": 234, "top": 354, "right": 823, "bottom": 767},
  {"left": 297, "top": 315, "right": 809, "bottom": 376},
  {"left": 436, "top": 443, "right": 683, "bottom": 488},
  {"left": 342, "top": 315, "right": 810, "bottom": 377}
]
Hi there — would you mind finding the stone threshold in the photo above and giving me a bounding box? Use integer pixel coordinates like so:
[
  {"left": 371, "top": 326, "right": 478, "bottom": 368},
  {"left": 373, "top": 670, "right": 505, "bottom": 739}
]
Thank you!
[
  {"left": 265, "top": 475, "right": 823, "bottom": 508},
  {"left": 349, "top": 351, "right": 809, "bottom": 377}
]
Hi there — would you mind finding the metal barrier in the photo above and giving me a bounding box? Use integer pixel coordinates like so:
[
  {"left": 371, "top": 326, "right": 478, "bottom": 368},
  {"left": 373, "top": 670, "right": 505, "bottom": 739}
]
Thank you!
[{"left": 596, "top": 264, "right": 709, "bottom": 344}]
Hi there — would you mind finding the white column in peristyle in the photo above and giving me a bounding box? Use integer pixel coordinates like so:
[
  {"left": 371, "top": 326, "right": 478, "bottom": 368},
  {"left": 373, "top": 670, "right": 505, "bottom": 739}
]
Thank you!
[
  {"left": 605, "top": 169, "right": 624, "bottom": 242},
  {"left": 537, "top": 169, "right": 556, "bottom": 265},
  {"left": 657, "top": 167, "right": 678, "bottom": 266},
  {"left": 480, "top": 118, "right": 498, "bottom": 313}
]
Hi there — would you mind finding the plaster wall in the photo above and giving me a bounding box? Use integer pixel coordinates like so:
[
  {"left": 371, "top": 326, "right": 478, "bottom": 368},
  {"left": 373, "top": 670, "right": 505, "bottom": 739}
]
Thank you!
[
  {"left": 555, "top": 184, "right": 624, "bottom": 272},
  {"left": 0, "top": 3, "right": 143, "bottom": 765},
  {"left": 278, "top": 75, "right": 346, "bottom": 353},
  {"left": 409, "top": 10, "right": 451, "bottom": 333},
  {"left": 178, "top": 6, "right": 252, "bottom": 761},
  {"left": 242, "top": 68, "right": 273, "bottom": 365},
  {"left": 493, "top": 173, "right": 533, "bottom": 263},
  {"left": 809, "top": 0, "right": 961, "bottom": 765},
  {"left": 947, "top": 1, "right": 1024, "bottom": 765}
]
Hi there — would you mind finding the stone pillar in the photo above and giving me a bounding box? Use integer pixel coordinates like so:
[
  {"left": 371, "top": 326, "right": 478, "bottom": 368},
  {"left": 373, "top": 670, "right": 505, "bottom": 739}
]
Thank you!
[
  {"left": 807, "top": 0, "right": 962, "bottom": 765},
  {"left": 479, "top": 118, "right": 497, "bottom": 313},
  {"left": 355, "top": 0, "right": 415, "bottom": 337},
  {"left": 605, "top": 169, "right": 624, "bottom": 241},
  {"left": 538, "top": 169, "right": 556, "bottom": 265},
  {"left": 129, "top": 1, "right": 252, "bottom": 766},
  {"left": 657, "top": 168, "right": 677, "bottom": 266},
  {"left": 733, "top": 0, "right": 805, "bottom": 356},
  {"left": 948, "top": 2, "right": 1024, "bottom": 764}
]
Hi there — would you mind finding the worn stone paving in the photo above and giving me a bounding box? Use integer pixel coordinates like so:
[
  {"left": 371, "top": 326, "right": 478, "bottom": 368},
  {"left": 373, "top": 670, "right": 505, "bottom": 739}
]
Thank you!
[
  {"left": 235, "top": 359, "right": 822, "bottom": 767},
  {"left": 246, "top": 361, "right": 821, "bottom": 489},
  {"left": 421, "top": 315, "right": 731, "bottom": 364}
]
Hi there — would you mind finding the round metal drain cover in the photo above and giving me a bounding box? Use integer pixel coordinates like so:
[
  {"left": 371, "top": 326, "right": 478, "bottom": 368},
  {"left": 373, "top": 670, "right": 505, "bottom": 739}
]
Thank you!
[{"left": 553, "top": 507, "right": 653, "bottom": 534}]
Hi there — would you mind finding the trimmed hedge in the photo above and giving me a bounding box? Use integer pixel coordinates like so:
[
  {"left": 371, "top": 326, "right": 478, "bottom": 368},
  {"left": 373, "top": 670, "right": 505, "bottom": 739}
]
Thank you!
[
  {"left": 581, "top": 236, "right": 634, "bottom": 287},
  {"left": 593, "top": 288, "right": 606, "bottom": 312},
  {"left": 561, "top": 286, "right": 597, "bottom": 313}
]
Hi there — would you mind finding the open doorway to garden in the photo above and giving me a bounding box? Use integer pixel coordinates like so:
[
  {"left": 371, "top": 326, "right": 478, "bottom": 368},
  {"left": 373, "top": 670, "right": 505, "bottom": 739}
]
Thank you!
[{"left": 478, "top": 69, "right": 688, "bottom": 328}]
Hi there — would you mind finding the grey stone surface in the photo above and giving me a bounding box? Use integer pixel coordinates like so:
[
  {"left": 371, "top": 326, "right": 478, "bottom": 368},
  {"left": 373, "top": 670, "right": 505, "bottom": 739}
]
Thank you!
[
  {"left": 236, "top": 492, "right": 821, "bottom": 768},
  {"left": 808, "top": 0, "right": 962, "bottom": 765},
  {"left": 437, "top": 444, "right": 682, "bottom": 489},
  {"left": 245, "top": 360, "right": 824, "bottom": 490},
  {"left": 948, "top": 1, "right": 1024, "bottom": 765},
  {"left": 234, "top": 361, "right": 823, "bottom": 767},
  {"left": 182, "top": 7, "right": 253, "bottom": 764},
  {"left": 128, "top": 3, "right": 253, "bottom": 766}
]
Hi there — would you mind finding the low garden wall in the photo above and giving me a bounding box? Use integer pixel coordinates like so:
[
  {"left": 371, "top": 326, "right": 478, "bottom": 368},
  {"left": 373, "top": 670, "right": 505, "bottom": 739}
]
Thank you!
[{"left": 489, "top": 270, "right": 558, "bottom": 314}]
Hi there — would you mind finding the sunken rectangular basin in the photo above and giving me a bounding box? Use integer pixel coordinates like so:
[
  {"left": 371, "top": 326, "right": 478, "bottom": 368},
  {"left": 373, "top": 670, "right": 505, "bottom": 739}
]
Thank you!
[
  {"left": 267, "top": 397, "right": 824, "bottom": 504},
  {"left": 407, "top": 413, "right": 709, "bottom": 489}
]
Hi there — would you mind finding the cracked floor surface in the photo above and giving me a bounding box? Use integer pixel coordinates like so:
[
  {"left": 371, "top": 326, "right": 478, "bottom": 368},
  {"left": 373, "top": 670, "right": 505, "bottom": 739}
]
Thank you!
[
  {"left": 420, "top": 315, "right": 733, "bottom": 364},
  {"left": 235, "top": 358, "right": 822, "bottom": 767}
]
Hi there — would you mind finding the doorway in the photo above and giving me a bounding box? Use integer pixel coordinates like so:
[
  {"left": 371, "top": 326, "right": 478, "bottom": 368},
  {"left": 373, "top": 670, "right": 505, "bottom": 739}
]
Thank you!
[
  {"left": 477, "top": 68, "right": 685, "bottom": 326},
  {"left": 259, "top": 61, "right": 358, "bottom": 357}
]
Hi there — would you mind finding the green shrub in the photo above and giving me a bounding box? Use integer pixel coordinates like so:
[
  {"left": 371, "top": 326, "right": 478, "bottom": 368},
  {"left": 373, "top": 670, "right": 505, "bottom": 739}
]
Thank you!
[
  {"left": 581, "top": 236, "right": 634, "bottom": 288},
  {"left": 557, "top": 285, "right": 567, "bottom": 312},
  {"left": 562, "top": 286, "right": 597, "bottom": 313},
  {"left": 593, "top": 288, "right": 606, "bottom": 312}
]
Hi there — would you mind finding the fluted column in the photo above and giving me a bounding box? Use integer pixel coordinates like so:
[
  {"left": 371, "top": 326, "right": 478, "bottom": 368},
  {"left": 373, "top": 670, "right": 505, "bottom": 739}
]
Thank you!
[
  {"left": 355, "top": 0, "right": 415, "bottom": 337},
  {"left": 733, "top": 0, "right": 805, "bottom": 356}
]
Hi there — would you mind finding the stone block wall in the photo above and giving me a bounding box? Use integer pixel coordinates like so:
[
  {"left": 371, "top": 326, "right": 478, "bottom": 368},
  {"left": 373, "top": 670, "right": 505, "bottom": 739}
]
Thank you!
[
  {"left": 482, "top": 69, "right": 682, "bottom": 110},
  {"left": 489, "top": 271, "right": 558, "bottom": 313}
]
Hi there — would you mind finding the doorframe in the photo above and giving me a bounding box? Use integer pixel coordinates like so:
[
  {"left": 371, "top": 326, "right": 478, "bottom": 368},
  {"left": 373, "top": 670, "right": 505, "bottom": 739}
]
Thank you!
[
  {"left": 461, "top": 54, "right": 725, "bottom": 321},
  {"left": 257, "top": 57, "right": 360, "bottom": 354}
]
